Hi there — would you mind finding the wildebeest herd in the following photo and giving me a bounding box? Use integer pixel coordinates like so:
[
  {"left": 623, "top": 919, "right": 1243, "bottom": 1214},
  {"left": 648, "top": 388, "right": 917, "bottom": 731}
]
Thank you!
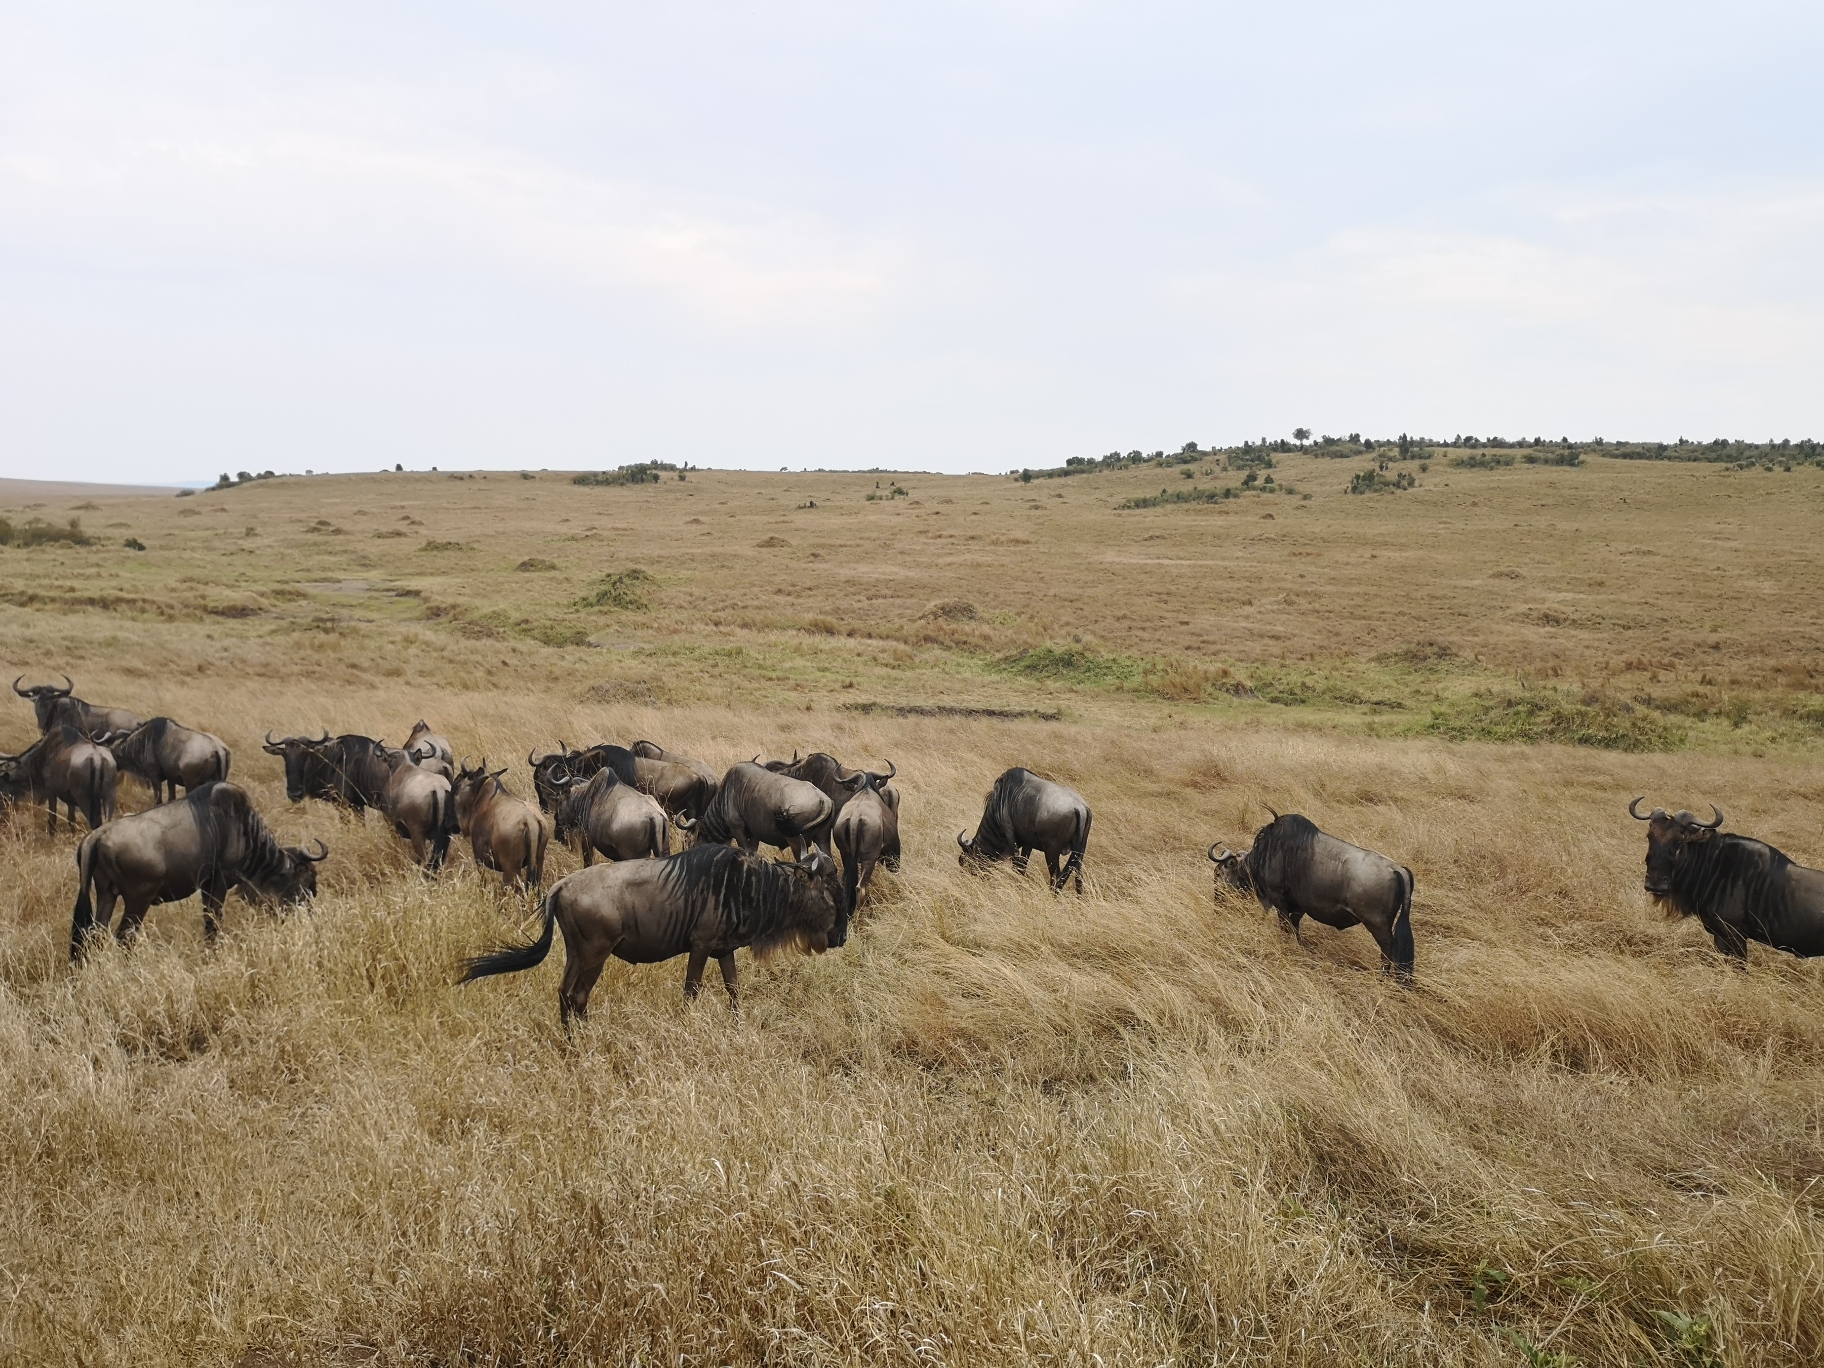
[{"left": 6, "top": 674, "right": 1824, "bottom": 1028}]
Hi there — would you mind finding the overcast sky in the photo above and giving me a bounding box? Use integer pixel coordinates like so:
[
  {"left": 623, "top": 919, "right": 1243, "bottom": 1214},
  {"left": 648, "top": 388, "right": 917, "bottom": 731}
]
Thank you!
[{"left": 2, "top": 2, "right": 1819, "bottom": 483}]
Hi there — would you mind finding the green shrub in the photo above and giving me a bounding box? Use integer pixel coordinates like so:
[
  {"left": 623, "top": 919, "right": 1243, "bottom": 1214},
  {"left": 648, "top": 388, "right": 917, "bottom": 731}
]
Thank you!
[
  {"left": 572, "top": 463, "right": 676, "bottom": 487},
  {"left": 1450, "top": 452, "right": 1516, "bottom": 469},
  {"left": 577, "top": 569, "right": 654, "bottom": 612},
  {"left": 1415, "top": 689, "right": 1684, "bottom": 751},
  {"left": 1348, "top": 469, "right": 1415, "bottom": 494}
]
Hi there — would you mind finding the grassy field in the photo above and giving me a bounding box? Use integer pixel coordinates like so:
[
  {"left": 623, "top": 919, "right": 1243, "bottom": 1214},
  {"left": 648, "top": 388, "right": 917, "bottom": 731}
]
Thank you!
[{"left": 2, "top": 451, "right": 1823, "bottom": 1366}]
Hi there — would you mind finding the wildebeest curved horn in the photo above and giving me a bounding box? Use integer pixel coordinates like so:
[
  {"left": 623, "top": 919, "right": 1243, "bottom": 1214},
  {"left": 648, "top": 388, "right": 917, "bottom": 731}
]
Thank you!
[
  {"left": 791, "top": 749, "right": 800, "bottom": 764},
  {"left": 547, "top": 764, "right": 571, "bottom": 785},
  {"left": 1628, "top": 796, "right": 1652, "bottom": 820},
  {"left": 1697, "top": 805, "right": 1724, "bottom": 830},
  {"left": 677, "top": 815, "right": 698, "bottom": 831},
  {"left": 11, "top": 676, "right": 27, "bottom": 696},
  {"left": 1208, "top": 843, "right": 1223, "bottom": 862},
  {"left": 881, "top": 759, "right": 896, "bottom": 781},
  {"left": 957, "top": 830, "right": 970, "bottom": 849},
  {"left": 265, "top": 730, "right": 277, "bottom": 746},
  {"left": 527, "top": 749, "right": 540, "bottom": 767},
  {"left": 313, "top": 729, "right": 330, "bottom": 743},
  {"left": 55, "top": 674, "right": 74, "bottom": 696},
  {"left": 303, "top": 839, "right": 330, "bottom": 862},
  {"left": 753, "top": 754, "right": 763, "bottom": 764}
]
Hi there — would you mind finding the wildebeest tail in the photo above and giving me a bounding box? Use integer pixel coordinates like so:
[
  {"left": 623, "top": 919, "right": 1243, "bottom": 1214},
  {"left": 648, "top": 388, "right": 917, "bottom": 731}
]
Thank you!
[
  {"left": 428, "top": 788, "right": 453, "bottom": 870},
  {"left": 1388, "top": 866, "right": 1416, "bottom": 982},
  {"left": 1063, "top": 807, "right": 1092, "bottom": 883},
  {"left": 460, "top": 888, "right": 558, "bottom": 983},
  {"left": 70, "top": 834, "right": 99, "bottom": 960}
]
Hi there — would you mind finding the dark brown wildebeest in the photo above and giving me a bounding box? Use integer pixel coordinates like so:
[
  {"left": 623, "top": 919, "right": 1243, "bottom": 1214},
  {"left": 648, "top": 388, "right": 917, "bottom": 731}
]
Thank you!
[
  {"left": 1210, "top": 811, "right": 1414, "bottom": 982},
  {"left": 13, "top": 674, "right": 143, "bottom": 738},
  {"left": 550, "top": 767, "right": 670, "bottom": 865},
  {"left": 0, "top": 725, "right": 119, "bottom": 833},
  {"left": 262, "top": 731, "right": 392, "bottom": 810},
  {"left": 405, "top": 720, "right": 455, "bottom": 780},
  {"left": 451, "top": 760, "right": 550, "bottom": 890},
  {"left": 683, "top": 761, "right": 833, "bottom": 858},
  {"left": 833, "top": 766, "right": 900, "bottom": 907},
  {"left": 1629, "top": 798, "right": 1824, "bottom": 961},
  {"left": 958, "top": 767, "right": 1091, "bottom": 893},
  {"left": 70, "top": 780, "right": 326, "bottom": 956},
  {"left": 528, "top": 742, "right": 639, "bottom": 813},
  {"left": 376, "top": 745, "right": 453, "bottom": 869},
  {"left": 105, "top": 717, "right": 232, "bottom": 803},
  {"left": 459, "top": 844, "right": 851, "bottom": 1026}
]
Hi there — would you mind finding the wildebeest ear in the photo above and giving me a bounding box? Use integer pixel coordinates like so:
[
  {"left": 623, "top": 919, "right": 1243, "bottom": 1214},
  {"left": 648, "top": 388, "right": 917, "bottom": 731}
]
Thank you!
[{"left": 490, "top": 767, "right": 507, "bottom": 780}]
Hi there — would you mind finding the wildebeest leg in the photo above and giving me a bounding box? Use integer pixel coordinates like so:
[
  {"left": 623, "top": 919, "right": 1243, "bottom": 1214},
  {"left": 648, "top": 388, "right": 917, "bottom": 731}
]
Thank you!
[
  {"left": 46, "top": 800, "right": 57, "bottom": 835},
  {"left": 717, "top": 953, "right": 738, "bottom": 1010},
  {"left": 1044, "top": 850, "right": 1062, "bottom": 891},
  {"left": 200, "top": 879, "right": 231, "bottom": 944},
  {"left": 115, "top": 897, "right": 154, "bottom": 944},
  {"left": 856, "top": 856, "right": 877, "bottom": 904},
  {"left": 683, "top": 950, "right": 709, "bottom": 999},
  {"left": 559, "top": 947, "right": 609, "bottom": 1029},
  {"left": 1709, "top": 922, "right": 1749, "bottom": 963},
  {"left": 1012, "top": 847, "right": 1030, "bottom": 876}
]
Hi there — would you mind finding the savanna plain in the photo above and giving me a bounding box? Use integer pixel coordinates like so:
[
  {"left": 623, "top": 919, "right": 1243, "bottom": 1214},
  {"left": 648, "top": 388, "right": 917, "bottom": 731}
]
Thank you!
[{"left": 3, "top": 448, "right": 1824, "bottom": 1367}]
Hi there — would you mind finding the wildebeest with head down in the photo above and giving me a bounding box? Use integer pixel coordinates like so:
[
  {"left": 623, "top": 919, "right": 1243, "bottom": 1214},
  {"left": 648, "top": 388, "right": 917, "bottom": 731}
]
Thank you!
[
  {"left": 0, "top": 725, "right": 119, "bottom": 833},
  {"left": 832, "top": 765, "right": 900, "bottom": 907},
  {"left": 631, "top": 740, "right": 720, "bottom": 790},
  {"left": 958, "top": 767, "right": 1091, "bottom": 893},
  {"left": 106, "top": 717, "right": 232, "bottom": 803},
  {"left": 1210, "top": 811, "right": 1414, "bottom": 982},
  {"left": 459, "top": 844, "right": 850, "bottom": 1025},
  {"left": 451, "top": 760, "right": 550, "bottom": 890},
  {"left": 70, "top": 780, "right": 326, "bottom": 956},
  {"left": 684, "top": 762, "right": 833, "bottom": 858},
  {"left": 13, "top": 674, "right": 143, "bottom": 739},
  {"left": 551, "top": 767, "right": 670, "bottom": 865},
  {"left": 405, "top": 720, "right": 455, "bottom": 780},
  {"left": 1629, "top": 798, "right": 1824, "bottom": 960}
]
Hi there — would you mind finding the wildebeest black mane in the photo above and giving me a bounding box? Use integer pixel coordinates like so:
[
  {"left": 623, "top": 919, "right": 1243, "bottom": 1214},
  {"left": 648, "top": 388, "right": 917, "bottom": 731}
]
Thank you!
[
  {"left": 192, "top": 782, "right": 294, "bottom": 888},
  {"left": 10, "top": 725, "right": 85, "bottom": 779},
  {"left": 971, "top": 768, "right": 1038, "bottom": 860},
  {"left": 1233, "top": 811, "right": 1320, "bottom": 891},
  {"left": 109, "top": 716, "right": 172, "bottom": 776},
  {"left": 656, "top": 843, "right": 829, "bottom": 957},
  {"left": 1656, "top": 832, "right": 1791, "bottom": 935}
]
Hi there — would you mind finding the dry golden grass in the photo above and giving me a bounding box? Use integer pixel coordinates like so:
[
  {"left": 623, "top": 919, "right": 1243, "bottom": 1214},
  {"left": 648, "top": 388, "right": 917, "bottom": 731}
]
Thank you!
[{"left": 2, "top": 460, "right": 1823, "bottom": 1366}]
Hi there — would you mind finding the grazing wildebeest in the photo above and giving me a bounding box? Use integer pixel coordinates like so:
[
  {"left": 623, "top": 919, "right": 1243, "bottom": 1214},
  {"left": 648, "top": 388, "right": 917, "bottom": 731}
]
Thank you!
[
  {"left": 833, "top": 766, "right": 900, "bottom": 908},
  {"left": 106, "top": 717, "right": 232, "bottom": 803},
  {"left": 69, "top": 780, "right": 326, "bottom": 956},
  {"left": 0, "top": 726, "right": 119, "bottom": 833},
  {"left": 1629, "top": 798, "right": 1824, "bottom": 960},
  {"left": 405, "top": 720, "right": 455, "bottom": 780},
  {"left": 262, "top": 731, "right": 393, "bottom": 810},
  {"left": 13, "top": 674, "right": 143, "bottom": 738},
  {"left": 459, "top": 844, "right": 850, "bottom": 1026},
  {"left": 528, "top": 742, "right": 639, "bottom": 813},
  {"left": 1210, "top": 811, "right": 1415, "bottom": 982},
  {"left": 683, "top": 762, "right": 833, "bottom": 858},
  {"left": 958, "top": 768, "right": 1091, "bottom": 893},
  {"left": 551, "top": 767, "right": 670, "bottom": 865},
  {"left": 377, "top": 745, "right": 453, "bottom": 869},
  {"left": 451, "top": 761, "right": 550, "bottom": 890}
]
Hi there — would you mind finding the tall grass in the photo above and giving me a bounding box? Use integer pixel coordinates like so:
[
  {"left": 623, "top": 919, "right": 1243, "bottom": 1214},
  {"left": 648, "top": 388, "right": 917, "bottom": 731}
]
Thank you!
[{"left": 4, "top": 694, "right": 1824, "bottom": 1365}]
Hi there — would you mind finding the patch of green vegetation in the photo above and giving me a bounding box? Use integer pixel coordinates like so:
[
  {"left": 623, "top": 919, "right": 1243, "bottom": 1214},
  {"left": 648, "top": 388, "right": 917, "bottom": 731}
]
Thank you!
[
  {"left": 1521, "top": 449, "right": 1582, "bottom": 467},
  {"left": 994, "top": 644, "right": 1142, "bottom": 687},
  {"left": 209, "top": 470, "right": 280, "bottom": 490},
  {"left": 0, "top": 517, "right": 93, "bottom": 547},
  {"left": 1120, "top": 485, "right": 1239, "bottom": 509},
  {"left": 572, "top": 462, "right": 677, "bottom": 486},
  {"left": 866, "top": 484, "right": 909, "bottom": 501},
  {"left": 577, "top": 569, "right": 654, "bottom": 612},
  {"left": 1414, "top": 688, "right": 1685, "bottom": 751},
  {"left": 1450, "top": 452, "right": 1516, "bottom": 469},
  {"left": 1348, "top": 468, "right": 1416, "bottom": 493}
]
